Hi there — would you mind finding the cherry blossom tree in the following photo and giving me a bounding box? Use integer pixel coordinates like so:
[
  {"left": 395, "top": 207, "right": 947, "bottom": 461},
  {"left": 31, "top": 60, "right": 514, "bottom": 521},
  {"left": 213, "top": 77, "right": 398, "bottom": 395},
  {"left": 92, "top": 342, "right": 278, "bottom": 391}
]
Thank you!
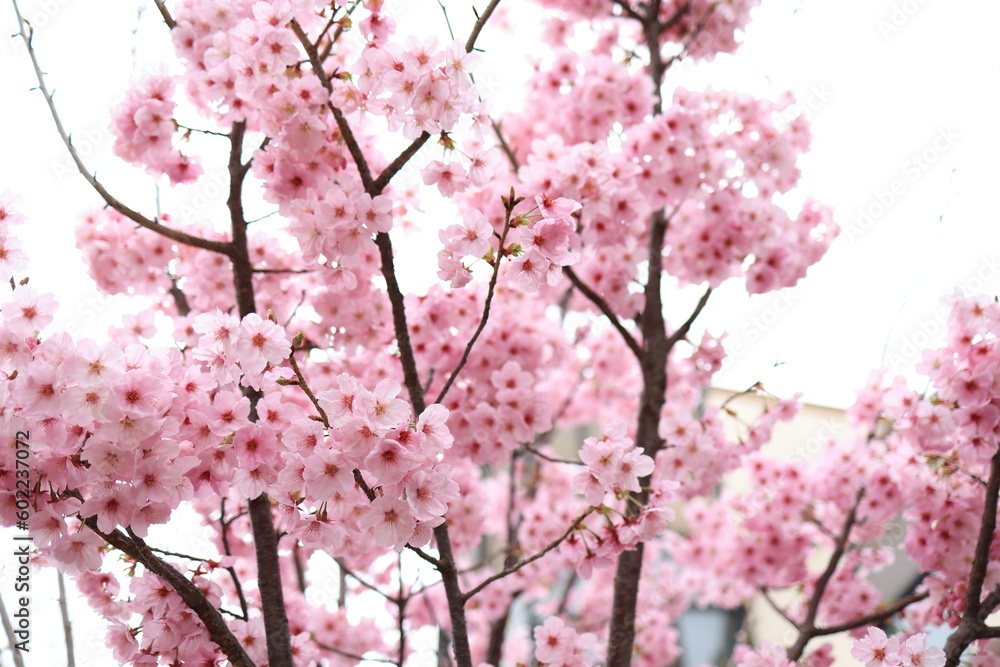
[{"left": 2, "top": 1, "right": 999, "bottom": 667}]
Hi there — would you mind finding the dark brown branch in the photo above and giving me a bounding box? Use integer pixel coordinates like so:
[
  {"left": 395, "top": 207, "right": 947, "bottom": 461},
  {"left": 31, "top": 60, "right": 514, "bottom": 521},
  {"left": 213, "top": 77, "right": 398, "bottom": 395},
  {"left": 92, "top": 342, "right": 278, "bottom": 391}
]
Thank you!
[
  {"left": 375, "top": 232, "right": 429, "bottom": 411},
  {"left": 220, "top": 498, "right": 250, "bottom": 620},
  {"left": 288, "top": 349, "right": 330, "bottom": 427},
  {"left": 813, "top": 591, "right": 929, "bottom": 636},
  {"left": 168, "top": 276, "right": 191, "bottom": 317},
  {"left": 943, "top": 447, "right": 1000, "bottom": 666},
  {"left": 370, "top": 133, "right": 431, "bottom": 195},
  {"left": 150, "top": 0, "right": 176, "bottom": 29},
  {"left": 434, "top": 193, "right": 517, "bottom": 405},
  {"left": 464, "top": 0, "right": 503, "bottom": 53},
  {"left": 290, "top": 19, "right": 376, "bottom": 191},
  {"left": 787, "top": 487, "right": 865, "bottom": 661},
  {"left": 964, "top": 449, "right": 1000, "bottom": 620},
  {"left": 84, "top": 521, "right": 254, "bottom": 667},
  {"left": 11, "top": 1, "right": 231, "bottom": 256},
  {"left": 462, "top": 508, "right": 594, "bottom": 601},
  {"left": 563, "top": 266, "right": 643, "bottom": 362},
  {"left": 665, "top": 287, "right": 711, "bottom": 350},
  {"left": 611, "top": 0, "right": 644, "bottom": 21},
  {"left": 292, "top": 545, "right": 308, "bottom": 595},
  {"left": 226, "top": 117, "right": 294, "bottom": 667}
]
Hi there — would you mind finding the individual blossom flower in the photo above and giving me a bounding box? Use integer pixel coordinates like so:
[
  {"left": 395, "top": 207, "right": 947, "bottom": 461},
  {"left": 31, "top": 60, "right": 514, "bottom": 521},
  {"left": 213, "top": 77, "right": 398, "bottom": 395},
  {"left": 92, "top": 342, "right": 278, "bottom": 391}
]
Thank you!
[
  {"left": 851, "top": 627, "right": 901, "bottom": 667},
  {"left": 354, "top": 378, "right": 411, "bottom": 430},
  {"left": 897, "top": 633, "right": 945, "bottom": 667},
  {"left": 534, "top": 616, "right": 577, "bottom": 664},
  {"left": 236, "top": 313, "right": 290, "bottom": 375},
  {"left": 1, "top": 286, "right": 57, "bottom": 336},
  {"left": 360, "top": 496, "right": 416, "bottom": 551}
]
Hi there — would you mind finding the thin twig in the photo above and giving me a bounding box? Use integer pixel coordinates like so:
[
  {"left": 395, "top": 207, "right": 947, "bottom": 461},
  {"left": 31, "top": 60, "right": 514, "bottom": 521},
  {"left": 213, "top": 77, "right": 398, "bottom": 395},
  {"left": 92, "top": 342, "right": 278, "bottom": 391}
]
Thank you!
[
  {"left": 786, "top": 487, "right": 865, "bottom": 661},
  {"left": 11, "top": 1, "right": 231, "bottom": 256},
  {"left": 522, "top": 443, "right": 583, "bottom": 466},
  {"left": 760, "top": 587, "right": 799, "bottom": 628},
  {"left": 462, "top": 508, "right": 595, "bottom": 601},
  {"left": 333, "top": 556, "right": 398, "bottom": 603},
  {"left": 490, "top": 118, "right": 520, "bottom": 172},
  {"left": 219, "top": 498, "right": 250, "bottom": 621},
  {"left": 563, "top": 266, "right": 644, "bottom": 362},
  {"left": 464, "top": 0, "right": 502, "bottom": 54},
  {"left": 288, "top": 349, "right": 330, "bottom": 427},
  {"left": 665, "top": 287, "right": 712, "bottom": 350},
  {"left": 314, "top": 639, "right": 398, "bottom": 665},
  {"left": 148, "top": 546, "right": 214, "bottom": 562},
  {"left": 813, "top": 591, "right": 929, "bottom": 636},
  {"left": 434, "top": 192, "right": 518, "bottom": 405}
]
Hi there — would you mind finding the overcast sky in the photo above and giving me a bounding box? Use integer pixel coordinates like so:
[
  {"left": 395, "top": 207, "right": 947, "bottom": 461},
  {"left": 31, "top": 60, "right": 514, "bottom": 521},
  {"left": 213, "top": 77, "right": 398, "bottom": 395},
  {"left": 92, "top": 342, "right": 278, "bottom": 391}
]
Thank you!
[{"left": 1, "top": 0, "right": 998, "bottom": 662}]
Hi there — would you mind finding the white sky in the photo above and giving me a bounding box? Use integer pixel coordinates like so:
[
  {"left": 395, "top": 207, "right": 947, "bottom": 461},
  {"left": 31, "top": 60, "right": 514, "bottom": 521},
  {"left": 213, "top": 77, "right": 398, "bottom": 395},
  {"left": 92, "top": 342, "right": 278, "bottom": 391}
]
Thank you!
[{"left": 1, "top": 0, "right": 999, "bottom": 663}]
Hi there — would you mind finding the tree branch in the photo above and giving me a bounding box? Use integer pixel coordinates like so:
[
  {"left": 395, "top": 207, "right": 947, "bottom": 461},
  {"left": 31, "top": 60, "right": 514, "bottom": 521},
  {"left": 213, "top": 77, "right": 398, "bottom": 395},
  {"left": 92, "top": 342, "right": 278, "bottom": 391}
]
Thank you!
[
  {"left": 11, "top": 1, "right": 232, "bottom": 256},
  {"left": 464, "top": 0, "right": 503, "bottom": 53},
  {"left": 288, "top": 348, "right": 330, "bottom": 427},
  {"left": 665, "top": 287, "right": 711, "bottom": 351},
  {"left": 220, "top": 498, "right": 251, "bottom": 620},
  {"left": 563, "top": 266, "right": 644, "bottom": 362},
  {"left": 943, "top": 447, "right": 1000, "bottom": 666},
  {"left": 787, "top": 487, "right": 865, "bottom": 661},
  {"left": 812, "top": 591, "right": 929, "bottom": 636},
  {"left": 84, "top": 521, "right": 255, "bottom": 667},
  {"left": 150, "top": 0, "right": 176, "bottom": 29},
  {"left": 434, "top": 192, "right": 517, "bottom": 405},
  {"left": 463, "top": 508, "right": 594, "bottom": 601}
]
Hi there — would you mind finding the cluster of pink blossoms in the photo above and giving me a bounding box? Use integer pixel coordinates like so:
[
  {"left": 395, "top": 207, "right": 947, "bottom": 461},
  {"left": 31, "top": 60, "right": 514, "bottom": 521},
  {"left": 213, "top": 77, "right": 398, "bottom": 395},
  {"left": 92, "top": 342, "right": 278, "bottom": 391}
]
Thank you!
[
  {"left": 438, "top": 194, "right": 581, "bottom": 291},
  {"left": 111, "top": 76, "right": 203, "bottom": 185},
  {"left": 851, "top": 628, "right": 945, "bottom": 667}
]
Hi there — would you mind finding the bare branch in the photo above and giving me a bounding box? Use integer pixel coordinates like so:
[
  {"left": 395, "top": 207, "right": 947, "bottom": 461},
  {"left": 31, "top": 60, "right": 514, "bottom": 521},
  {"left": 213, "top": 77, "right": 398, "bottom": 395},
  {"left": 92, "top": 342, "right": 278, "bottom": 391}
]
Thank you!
[
  {"left": 288, "top": 348, "right": 330, "bottom": 427},
  {"left": 943, "top": 448, "right": 1000, "bottom": 666},
  {"left": 760, "top": 587, "right": 799, "bottom": 628},
  {"left": 563, "top": 266, "right": 644, "bottom": 362},
  {"left": 434, "top": 193, "right": 517, "bottom": 405},
  {"left": 813, "top": 591, "right": 929, "bottom": 636},
  {"left": 150, "top": 0, "right": 176, "bottom": 29},
  {"left": 462, "top": 508, "right": 594, "bottom": 601},
  {"left": 11, "top": 1, "right": 232, "bottom": 256},
  {"left": 220, "top": 498, "right": 250, "bottom": 620},
  {"left": 464, "top": 0, "right": 503, "bottom": 53},
  {"left": 665, "top": 287, "right": 711, "bottom": 351}
]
